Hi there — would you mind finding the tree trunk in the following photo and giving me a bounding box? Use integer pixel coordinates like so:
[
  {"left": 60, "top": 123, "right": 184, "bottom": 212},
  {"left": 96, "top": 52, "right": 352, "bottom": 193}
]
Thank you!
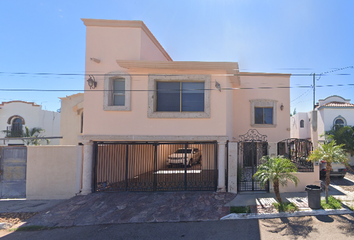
[
  {"left": 325, "top": 162, "right": 332, "bottom": 204},
  {"left": 273, "top": 179, "right": 282, "bottom": 204}
]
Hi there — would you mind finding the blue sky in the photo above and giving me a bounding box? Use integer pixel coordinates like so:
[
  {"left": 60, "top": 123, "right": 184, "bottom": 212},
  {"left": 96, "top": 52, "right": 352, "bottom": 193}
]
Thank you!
[{"left": 1, "top": 0, "right": 353, "bottom": 112}]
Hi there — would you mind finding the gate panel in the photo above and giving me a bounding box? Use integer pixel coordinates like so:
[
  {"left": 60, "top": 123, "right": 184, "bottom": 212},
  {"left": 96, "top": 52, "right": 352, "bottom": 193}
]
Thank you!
[
  {"left": 0, "top": 147, "right": 27, "bottom": 198},
  {"left": 238, "top": 129, "right": 268, "bottom": 192},
  {"left": 94, "top": 142, "right": 217, "bottom": 192}
]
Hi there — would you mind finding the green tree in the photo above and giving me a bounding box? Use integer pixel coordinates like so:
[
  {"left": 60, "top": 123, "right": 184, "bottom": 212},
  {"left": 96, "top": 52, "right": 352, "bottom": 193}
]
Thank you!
[
  {"left": 308, "top": 140, "right": 347, "bottom": 203},
  {"left": 253, "top": 156, "right": 299, "bottom": 204},
  {"left": 326, "top": 125, "right": 354, "bottom": 155},
  {"left": 3, "top": 126, "right": 50, "bottom": 145}
]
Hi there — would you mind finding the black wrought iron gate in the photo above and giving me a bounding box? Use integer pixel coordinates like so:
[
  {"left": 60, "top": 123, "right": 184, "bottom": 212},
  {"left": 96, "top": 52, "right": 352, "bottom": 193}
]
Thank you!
[
  {"left": 93, "top": 141, "right": 218, "bottom": 192},
  {"left": 238, "top": 130, "right": 269, "bottom": 191}
]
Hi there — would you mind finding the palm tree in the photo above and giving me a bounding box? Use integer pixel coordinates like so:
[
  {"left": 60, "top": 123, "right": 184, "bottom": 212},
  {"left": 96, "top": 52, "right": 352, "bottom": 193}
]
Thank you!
[
  {"left": 253, "top": 156, "right": 299, "bottom": 204},
  {"left": 326, "top": 125, "right": 354, "bottom": 155},
  {"left": 22, "top": 127, "right": 50, "bottom": 145},
  {"left": 308, "top": 140, "right": 347, "bottom": 203}
]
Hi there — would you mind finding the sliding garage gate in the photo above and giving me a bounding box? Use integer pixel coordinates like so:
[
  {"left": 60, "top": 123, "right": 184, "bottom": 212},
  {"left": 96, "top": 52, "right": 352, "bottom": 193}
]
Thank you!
[{"left": 93, "top": 142, "right": 218, "bottom": 192}]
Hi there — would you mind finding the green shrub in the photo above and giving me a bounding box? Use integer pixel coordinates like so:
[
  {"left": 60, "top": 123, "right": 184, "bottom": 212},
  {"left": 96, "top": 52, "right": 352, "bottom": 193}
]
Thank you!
[
  {"left": 321, "top": 196, "right": 342, "bottom": 209},
  {"left": 230, "top": 206, "right": 251, "bottom": 214},
  {"left": 273, "top": 202, "right": 298, "bottom": 213}
]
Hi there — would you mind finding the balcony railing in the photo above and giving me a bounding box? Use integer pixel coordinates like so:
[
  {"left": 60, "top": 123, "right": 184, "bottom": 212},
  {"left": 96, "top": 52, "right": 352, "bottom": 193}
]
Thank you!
[{"left": 5, "top": 126, "right": 24, "bottom": 137}]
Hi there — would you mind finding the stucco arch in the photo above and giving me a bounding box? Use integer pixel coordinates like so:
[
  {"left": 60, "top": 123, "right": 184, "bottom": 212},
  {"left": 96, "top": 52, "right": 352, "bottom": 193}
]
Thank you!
[{"left": 7, "top": 115, "right": 25, "bottom": 125}]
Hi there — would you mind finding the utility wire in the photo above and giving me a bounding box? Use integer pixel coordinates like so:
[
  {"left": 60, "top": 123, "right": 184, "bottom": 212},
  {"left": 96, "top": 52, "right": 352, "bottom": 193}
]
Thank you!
[{"left": 0, "top": 83, "right": 353, "bottom": 92}]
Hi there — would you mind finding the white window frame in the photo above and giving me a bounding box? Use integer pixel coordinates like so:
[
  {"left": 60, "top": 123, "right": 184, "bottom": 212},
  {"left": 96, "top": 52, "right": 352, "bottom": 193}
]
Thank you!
[
  {"left": 250, "top": 99, "right": 277, "bottom": 128},
  {"left": 148, "top": 74, "right": 211, "bottom": 118},
  {"left": 103, "top": 71, "right": 131, "bottom": 111}
]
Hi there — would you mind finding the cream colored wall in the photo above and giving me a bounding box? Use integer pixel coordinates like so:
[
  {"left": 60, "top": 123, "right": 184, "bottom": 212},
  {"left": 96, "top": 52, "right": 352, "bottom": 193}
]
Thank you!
[
  {"left": 0, "top": 102, "right": 60, "bottom": 146},
  {"left": 277, "top": 165, "right": 320, "bottom": 193},
  {"left": 26, "top": 146, "right": 79, "bottom": 200},
  {"left": 140, "top": 30, "right": 170, "bottom": 61},
  {"left": 233, "top": 75, "right": 290, "bottom": 142},
  {"left": 60, "top": 94, "right": 84, "bottom": 145},
  {"left": 84, "top": 72, "right": 230, "bottom": 136}
]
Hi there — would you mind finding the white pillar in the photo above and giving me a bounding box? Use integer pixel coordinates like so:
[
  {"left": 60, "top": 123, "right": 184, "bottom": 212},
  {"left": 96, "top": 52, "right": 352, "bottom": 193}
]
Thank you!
[
  {"left": 217, "top": 140, "right": 227, "bottom": 192},
  {"left": 228, "top": 142, "right": 238, "bottom": 193},
  {"left": 81, "top": 140, "right": 93, "bottom": 195}
]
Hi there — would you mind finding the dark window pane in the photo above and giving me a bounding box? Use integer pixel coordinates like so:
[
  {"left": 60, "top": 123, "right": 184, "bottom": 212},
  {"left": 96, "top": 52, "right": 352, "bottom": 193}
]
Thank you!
[
  {"left": 255, "top": 108, "right": 263, "bottom": 124},
  {"left": 300, "top": 120, "right": 304, "bottom": 128},
  {"left": 114, "top": 95, "right": 125, "bottom": 106},
  {"left": 181, "top": 82, "right": 204, "bottom": 111},
  {"left": 156, "top": 82, "right": 180, "bottom": 111},
  {"left": 113, "top": 79, "right": 125, "bottom": 94},
  {"left": 264, "top": 108, "right": 273, "bottom": 124},
  {"left": 335, "top": 119, "right": 344, "bottom": 125}
]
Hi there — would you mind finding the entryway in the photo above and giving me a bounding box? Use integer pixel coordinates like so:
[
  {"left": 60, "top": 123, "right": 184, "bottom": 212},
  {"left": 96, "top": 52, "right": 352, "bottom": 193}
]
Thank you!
[{"left": 237, "top": 129, "right": 269, "bottom": 192}]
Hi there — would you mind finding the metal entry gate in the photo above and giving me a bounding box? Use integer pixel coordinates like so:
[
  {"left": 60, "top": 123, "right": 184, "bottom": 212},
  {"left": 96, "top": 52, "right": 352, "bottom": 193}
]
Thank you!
[
  {"left": 238, "top": 130, "right": 269, "bottom": 192},
  {"left": 94, "top": 142, "right": 218, "bottom": 192}
]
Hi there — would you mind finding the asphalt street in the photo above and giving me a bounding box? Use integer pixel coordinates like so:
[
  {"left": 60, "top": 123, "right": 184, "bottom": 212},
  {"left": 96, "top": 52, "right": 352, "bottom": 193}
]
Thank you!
[{"left": 1, "top": 214, "right": 354, "bottom": 240}]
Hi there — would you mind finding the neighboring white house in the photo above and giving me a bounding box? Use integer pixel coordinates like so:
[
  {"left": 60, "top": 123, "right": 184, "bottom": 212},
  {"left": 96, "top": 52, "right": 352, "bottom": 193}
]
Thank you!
[
  {"left": 291, "top": 95, "right": 354, "bottom": 165},
  {"left": 0, "top": 101, "right": 61, "bottom": 145},
  {"left": 59, "top": 93, "right": 84, "bottom": 145}
]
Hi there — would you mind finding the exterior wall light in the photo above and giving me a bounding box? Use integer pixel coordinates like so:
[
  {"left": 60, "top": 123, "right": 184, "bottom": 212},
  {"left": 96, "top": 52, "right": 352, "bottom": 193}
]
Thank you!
[
  {"left": 87, "top": 75, "right": 97, "bottom": 89},
  {"left": 280, "top": 103, "right": 284, "bottom": 111}
]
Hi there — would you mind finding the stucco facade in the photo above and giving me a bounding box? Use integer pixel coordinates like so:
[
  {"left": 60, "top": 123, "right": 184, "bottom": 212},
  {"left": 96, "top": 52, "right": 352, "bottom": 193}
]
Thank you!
[
  {"left": 0, "top": 101, "right": 61, "bottom": 145},
  {"left": 79, "top": 18, "right": 292, "bottom": 194},
  {"left": 291, "top": 95, "right": 354, "bottom": 165},
  {"left": 59, "top": 93, "right": 84, "bottom": 145}
]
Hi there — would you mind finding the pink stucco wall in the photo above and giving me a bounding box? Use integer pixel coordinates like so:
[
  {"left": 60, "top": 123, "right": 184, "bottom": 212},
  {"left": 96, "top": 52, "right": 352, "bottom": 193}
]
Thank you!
[
  {"left": 233, "top": 75, "right": 290, "bottom": 142},
  {"left": 83, "top": 71, "right": 230, "bottom": 136}
]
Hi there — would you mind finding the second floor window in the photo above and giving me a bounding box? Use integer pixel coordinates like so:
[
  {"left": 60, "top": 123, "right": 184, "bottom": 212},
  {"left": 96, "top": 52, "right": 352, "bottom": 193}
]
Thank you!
[
  {"left": 113, "top": 79, "right": 125, "bottom": 106},
  {"left": 156, "top": 82, "right": 204, "bottom": 112},
  {"left": 255, "top": 107, "right": 273, "bottom": 124}
]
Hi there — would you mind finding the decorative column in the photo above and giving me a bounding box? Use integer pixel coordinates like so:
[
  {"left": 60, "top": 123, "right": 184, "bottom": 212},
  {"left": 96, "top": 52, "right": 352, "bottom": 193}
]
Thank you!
[
  {"left": 228, "top": 141, "right": 238, "bottom": 193},
  {"left": 81, "top": 140, "right": 94, "bottom": 195},
  {"left": 217, "top": 140, "right": 227, "bottom": 192}
]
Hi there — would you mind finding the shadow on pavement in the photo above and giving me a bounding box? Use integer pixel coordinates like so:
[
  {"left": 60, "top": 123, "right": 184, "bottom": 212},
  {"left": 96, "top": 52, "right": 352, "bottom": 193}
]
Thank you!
[
  {"left": 260, "top": 216, "right": 318, "bottom": 240},
  {"left": 315, "top": 215, "right": 334, "bottom": 223},
  {"left": 333, "top": 214, "right": 354, "bottom": 237}
]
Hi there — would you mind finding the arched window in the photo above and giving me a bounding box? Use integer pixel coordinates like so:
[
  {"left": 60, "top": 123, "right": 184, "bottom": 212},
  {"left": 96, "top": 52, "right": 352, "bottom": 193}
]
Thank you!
[
  {"left": 333, "top": 115, "right": 346, "bottom": 127},
  {"left": 12, "top": 118, "right": 23, "bottom": 137},
  {"left": 335, "top": 118, "right": 344, "bottom": 126},
  {"left": 300, "top": 120, "right": 304, "bottom": 128}
]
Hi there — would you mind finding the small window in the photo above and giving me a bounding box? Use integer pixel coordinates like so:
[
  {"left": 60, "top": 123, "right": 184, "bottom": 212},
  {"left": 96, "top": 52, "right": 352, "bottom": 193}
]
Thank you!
[
  {"left": 255, "top": 107, "right": 273, "bottom": 124},
  {"left": 103, "top": 71, "right": 131, "bottom": 111},
  {"left": 300, "top": 120, "right": 304, "bottom": 128},
  {"left": 113, "top": 79, "right": 125, "bottom": 106}
]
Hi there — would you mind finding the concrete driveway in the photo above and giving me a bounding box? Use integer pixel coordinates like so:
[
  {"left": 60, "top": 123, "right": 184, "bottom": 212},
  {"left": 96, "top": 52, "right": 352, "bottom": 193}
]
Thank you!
[{"left": 24, "top": 191, "right": 236, "bottom": 227}]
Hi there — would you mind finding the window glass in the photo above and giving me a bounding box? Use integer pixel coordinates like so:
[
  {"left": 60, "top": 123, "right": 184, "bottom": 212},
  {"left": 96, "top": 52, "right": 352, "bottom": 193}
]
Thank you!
[
  {"left": 114, "top": 95, "right": 125, "bottom": 106},
  {"left": 300, "top": 120, "right": 304, "bottom": 128},
  {"left": 255, "top": 107, "right": 273, "bottom": 124},
  {"left": 156, "top": 82, "right": 180, "bottom": 111},
  {"left": 255, "top": 108, "right": 263, "bottom": 124},
  {"left": 113, "top": 80, "right": 125, "bottom": 94},
  {"left": 335, "top": 119, "right": 344, "bottom": 125},
  {"left": 264, "top": 108, "right": 273, "bottom": 124},
  {"left": 181, "top": 82, "right": 204, "bottom": 112},
  {"left": 113, "top": 79, "right": 125, "bottom": 106}
]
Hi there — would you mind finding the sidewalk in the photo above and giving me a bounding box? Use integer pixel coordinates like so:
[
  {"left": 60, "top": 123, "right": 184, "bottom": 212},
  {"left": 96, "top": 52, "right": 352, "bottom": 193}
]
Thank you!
[{"left": 222, "top": 183, "right": 353, "bottom": 220}]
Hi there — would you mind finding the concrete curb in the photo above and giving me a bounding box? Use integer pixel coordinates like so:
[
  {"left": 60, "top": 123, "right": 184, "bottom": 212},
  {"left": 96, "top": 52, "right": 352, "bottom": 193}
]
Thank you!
[{"left": 221, "top": 208, "right": 353, "bottom": 220}]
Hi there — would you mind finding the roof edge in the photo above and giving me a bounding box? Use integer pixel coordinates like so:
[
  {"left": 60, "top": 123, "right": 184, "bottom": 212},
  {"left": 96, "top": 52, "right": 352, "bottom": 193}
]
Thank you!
[
  {"left": 81, "top": 18, "right": 172, "bottom": 61},
  {"left": 0, "top": 101, "right": 40, "bottom": 107}
]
